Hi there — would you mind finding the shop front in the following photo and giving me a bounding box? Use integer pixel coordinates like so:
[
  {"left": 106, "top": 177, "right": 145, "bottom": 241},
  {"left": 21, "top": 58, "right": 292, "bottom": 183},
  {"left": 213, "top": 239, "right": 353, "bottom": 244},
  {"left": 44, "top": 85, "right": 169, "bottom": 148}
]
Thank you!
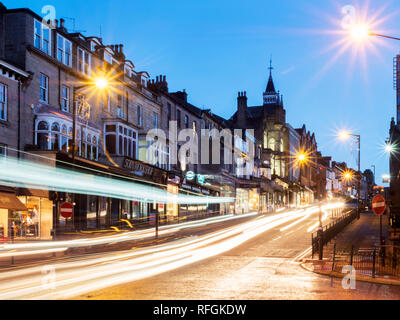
[
  {"left": 178, "top": 182, "right": 220, "bottom": 222},
  {"left": 0, "top": 189, "right": 53, "bottom": 241}
]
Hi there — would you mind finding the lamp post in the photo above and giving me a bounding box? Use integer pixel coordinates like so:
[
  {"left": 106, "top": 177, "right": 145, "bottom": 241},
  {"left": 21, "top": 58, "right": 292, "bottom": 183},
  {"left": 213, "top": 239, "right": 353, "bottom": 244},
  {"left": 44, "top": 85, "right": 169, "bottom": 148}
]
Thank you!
[
  {"left": 70, "top": 76, "right": 109, "bottom": 230},
  {"left": 339, "top": 131, "right": 361, "bottom": 219}
]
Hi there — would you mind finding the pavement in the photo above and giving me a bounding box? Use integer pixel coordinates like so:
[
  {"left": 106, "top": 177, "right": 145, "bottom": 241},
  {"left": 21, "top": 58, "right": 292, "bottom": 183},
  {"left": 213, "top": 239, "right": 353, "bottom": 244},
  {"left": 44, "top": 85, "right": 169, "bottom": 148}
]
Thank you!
[{"left": 303, "top": 211, "right": 397, "bottom": 286}]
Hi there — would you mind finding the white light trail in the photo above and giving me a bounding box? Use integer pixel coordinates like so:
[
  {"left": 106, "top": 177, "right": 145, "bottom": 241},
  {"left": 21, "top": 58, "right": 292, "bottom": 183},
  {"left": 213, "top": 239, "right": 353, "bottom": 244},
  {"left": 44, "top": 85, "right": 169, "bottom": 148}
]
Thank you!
[
  {"left": 0, "top": 157, "right": 234, "bottom": 205},
  {"left": 0, "top": 207, "right": 328, "bottom": 300}
]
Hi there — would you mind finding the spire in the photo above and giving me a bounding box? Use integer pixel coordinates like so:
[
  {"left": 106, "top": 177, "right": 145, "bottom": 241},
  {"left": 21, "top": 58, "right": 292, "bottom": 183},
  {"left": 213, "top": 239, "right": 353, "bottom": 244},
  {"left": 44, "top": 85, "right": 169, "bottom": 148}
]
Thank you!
[{"left": 265, "top": 57, "right": 276, "bottom": 94}]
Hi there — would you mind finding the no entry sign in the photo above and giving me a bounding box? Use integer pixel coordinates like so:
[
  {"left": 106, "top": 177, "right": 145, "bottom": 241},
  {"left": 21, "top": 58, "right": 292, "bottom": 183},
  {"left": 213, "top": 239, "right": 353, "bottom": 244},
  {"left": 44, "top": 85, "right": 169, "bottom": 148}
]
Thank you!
[
  {"left": 60, "top": 202, "right": 74, "bottom": 219},
  {"left": 372, "top": 195, "right": 386, "bottom": 216}
]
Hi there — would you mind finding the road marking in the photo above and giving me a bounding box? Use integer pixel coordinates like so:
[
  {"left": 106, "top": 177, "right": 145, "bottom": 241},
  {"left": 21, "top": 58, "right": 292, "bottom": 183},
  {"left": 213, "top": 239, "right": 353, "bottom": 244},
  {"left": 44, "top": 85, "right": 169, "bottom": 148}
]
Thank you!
[{"left": 291, "top": 246, "right": 312, "bottom": 263}]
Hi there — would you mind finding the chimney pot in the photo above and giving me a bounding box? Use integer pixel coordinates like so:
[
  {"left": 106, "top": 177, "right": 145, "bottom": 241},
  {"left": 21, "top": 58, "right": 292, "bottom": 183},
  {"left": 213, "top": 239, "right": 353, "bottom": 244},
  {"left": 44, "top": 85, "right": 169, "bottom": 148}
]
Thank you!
[{"left": 60, "top": 18, "right": 65, "bottom": 28}]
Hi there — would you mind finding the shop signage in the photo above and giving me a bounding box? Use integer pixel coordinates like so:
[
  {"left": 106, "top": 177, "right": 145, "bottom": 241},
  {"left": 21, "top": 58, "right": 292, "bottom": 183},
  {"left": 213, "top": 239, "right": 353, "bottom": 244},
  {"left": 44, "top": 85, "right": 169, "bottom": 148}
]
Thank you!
[
  {"left": 197, "top": 174, "right": 205, "bottom": 184},
  {"left": 185, "top": 171, "right": 196, "bottom": 181},
  {"left": 60, "top": 202, "right": 74, "bottom": 219},
  {"left": 123, "top": 158, "right": 154, "bottom": 176}
]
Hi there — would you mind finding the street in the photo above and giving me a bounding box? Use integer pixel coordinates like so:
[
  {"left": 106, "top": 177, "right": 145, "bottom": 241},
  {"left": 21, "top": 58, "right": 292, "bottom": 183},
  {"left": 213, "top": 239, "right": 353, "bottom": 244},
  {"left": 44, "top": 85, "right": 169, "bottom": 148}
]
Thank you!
[{"left": 0, "top": 204, "right": 398, "bottom": 300}]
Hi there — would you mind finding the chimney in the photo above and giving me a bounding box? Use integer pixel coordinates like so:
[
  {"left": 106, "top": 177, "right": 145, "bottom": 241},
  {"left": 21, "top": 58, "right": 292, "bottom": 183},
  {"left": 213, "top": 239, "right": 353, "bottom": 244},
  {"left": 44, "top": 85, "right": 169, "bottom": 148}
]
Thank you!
[
  {"left": 237, "top": 91, "right": 247, "bottom": 125},
  {"left": 60, "top": 18, "right": 65, "bottom": 29}
]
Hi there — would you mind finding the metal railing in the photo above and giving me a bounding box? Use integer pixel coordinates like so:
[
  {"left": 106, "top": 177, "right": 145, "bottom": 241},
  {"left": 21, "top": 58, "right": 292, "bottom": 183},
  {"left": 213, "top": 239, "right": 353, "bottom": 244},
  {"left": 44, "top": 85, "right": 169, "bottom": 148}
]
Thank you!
[
  {"left": 330, "top": 245, "right": 400, "bottom": 279},
  {"left": 312, "top": 208, "right": 357, "bottom": 258}
]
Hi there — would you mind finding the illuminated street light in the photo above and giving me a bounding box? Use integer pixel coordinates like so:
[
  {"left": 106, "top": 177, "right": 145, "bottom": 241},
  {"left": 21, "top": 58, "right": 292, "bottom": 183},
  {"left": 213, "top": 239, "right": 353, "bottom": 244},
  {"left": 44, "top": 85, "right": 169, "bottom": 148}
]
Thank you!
[
  {"left": 94, "top": 77, "right": 109, "bottom": 90},
  {"left": 337, "top": 129, "right": 361, "bottom": 219},
  {"left": 349, "top": 23, "right": 371, "bottom": 42}
]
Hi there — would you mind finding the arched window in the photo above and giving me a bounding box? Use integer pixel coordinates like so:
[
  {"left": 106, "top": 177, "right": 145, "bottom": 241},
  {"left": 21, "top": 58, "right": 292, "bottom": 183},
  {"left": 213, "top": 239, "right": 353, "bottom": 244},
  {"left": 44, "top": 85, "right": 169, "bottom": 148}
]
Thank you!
[
  {"left": 50, "top": 122, "right": 60, "bottom": 150},
  {"left": 68, "top": 127, "right": 73, "bottom": 153},
  {"left": 61, "top": 125, "right": 68, "bottom": 152},
  {"left": 37, "top": 121, "right": 49, "bottom": 150},
  {"left": 280, "top": 139, "right": 284, "bottom": 152}
]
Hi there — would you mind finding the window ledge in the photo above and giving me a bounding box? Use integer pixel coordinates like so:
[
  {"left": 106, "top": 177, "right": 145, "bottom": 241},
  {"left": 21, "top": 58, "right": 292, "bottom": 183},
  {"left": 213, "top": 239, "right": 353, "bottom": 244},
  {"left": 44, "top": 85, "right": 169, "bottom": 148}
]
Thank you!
[{"left": 0, "top": 119, "right": 9, "bottom": 127}]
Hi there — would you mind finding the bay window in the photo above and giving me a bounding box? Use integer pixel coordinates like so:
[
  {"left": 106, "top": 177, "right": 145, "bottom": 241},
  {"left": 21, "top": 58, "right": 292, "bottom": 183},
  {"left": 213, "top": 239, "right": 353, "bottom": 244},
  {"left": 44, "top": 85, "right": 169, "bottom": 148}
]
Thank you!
[{"left": 104, "top": 123, "right": 137, "bottom": 159}]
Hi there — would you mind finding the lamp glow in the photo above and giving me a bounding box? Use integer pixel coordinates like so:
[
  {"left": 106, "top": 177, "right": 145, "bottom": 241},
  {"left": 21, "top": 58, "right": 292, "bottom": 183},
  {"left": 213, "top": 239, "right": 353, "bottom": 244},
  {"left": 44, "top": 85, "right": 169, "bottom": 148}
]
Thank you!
[{"left": 349, "top": 23, "right": 371, "bottom": 42}]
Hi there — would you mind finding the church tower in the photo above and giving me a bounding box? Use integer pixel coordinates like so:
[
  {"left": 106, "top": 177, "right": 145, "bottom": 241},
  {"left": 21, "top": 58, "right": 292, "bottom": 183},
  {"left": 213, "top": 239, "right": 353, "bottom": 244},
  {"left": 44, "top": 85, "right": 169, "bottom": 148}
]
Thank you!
[{"left": 263, "top": 59, "right": 281, "bottom": 106}]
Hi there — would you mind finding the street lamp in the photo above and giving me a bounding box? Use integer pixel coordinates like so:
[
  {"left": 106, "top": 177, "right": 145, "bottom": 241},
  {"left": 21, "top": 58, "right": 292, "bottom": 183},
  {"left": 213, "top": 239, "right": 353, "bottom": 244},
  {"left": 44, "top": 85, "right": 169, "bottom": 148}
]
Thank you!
[
  {"left": 70, "top": 75, "right": 109, "bottom": 230},
  {"left": 71, "top": 75, "right": 110, "bottom": 163},
  {"left": 338, "top": 130, "right": 361, "bottom": 219}
]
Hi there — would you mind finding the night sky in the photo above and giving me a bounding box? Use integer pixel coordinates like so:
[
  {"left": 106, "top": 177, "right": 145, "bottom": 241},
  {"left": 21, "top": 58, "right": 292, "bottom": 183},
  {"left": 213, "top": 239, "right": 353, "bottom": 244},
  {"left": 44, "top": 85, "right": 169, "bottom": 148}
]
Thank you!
[{"left": 4, "top": 0, "right": 400, "bottom": 184}]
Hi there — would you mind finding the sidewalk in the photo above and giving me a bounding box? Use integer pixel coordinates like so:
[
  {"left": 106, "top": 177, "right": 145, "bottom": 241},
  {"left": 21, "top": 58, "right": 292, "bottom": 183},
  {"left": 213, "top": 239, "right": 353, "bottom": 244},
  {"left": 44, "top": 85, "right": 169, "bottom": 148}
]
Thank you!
[{"left": 302, "top": 211, "right": 399, "bottom": 285}]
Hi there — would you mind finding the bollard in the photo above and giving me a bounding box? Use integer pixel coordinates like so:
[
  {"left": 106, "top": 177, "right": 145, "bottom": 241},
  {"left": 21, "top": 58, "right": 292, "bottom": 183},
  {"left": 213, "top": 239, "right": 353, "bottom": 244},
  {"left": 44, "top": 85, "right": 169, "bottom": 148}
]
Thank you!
[
  {"left": 372, "top": 249, "right": 376, "bottom": 278},
  {"left": 318, "top": 228, "right": 324, "bottom": 261},
  {"left": 332, "top": 243, "right": 336, "bottom": 272},
  {"left": 350, "top": 245, "right": 354, "bottom": 266}
]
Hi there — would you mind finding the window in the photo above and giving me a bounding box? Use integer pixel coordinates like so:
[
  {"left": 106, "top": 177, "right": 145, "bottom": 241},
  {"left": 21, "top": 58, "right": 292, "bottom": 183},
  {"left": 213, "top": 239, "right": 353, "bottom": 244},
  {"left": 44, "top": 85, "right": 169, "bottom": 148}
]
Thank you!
[
  {"left": 57, "top": 35, "right": 72, "bottom": 66},
  {"left": 61, "top": 86, "right": 70, "bottom": 112},
  {"left": 105, "top": 123, "right": 137, "bottom": 159},
  {"left": 78, "top": 48, "right": 91, "bottom": 76},
  {"left": 137, "top": 106, "right": 143, "bottom": 127},
  {"left": 117, "top": 94, "right": 124, "bottom": 118},
  {"left": 167, "top": 103, "right": 171, "bottom": 121},
  {"left": 36, "top": 121, "right": 49, "bottom": 150},
  {"left": 167, "top": 103, "right": 172, "bottom": 129},
  {"left": 0, "top": 84, "right": 7, "bottom": 121},
  {"left": 40, "top": 74, "right": 49, "bottom": 103},
  {"left": 193, "top": 121, "right": 197, "bottom": 135},
  {"left": 0, "top": 144, "right": 7, "bottom": 157},
  {"left": 185, "top": 115, "right": 189, "bottom": 129},
  {"left": 152, "top": 113, "right": 158, "bottom": 129},
  {"left": 34, "top": 20, "right": 51, "bottom": 54},
  {"left": 177, "top": 109, "right": 181, "bottom": 128}
]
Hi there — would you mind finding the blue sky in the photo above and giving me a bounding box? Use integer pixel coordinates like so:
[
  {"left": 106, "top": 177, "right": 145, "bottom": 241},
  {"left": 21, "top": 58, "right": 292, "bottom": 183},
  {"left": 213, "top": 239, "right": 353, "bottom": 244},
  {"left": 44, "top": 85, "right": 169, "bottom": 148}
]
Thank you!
[{"left": 4, "top": 0, "right": 400, "bottom": 184}]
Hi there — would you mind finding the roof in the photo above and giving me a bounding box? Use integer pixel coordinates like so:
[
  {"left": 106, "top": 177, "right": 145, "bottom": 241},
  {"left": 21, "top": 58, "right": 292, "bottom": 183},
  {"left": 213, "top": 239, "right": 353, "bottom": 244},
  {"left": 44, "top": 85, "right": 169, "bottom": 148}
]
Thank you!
[{"left": 265, "top": 73, "right": 276, "bottom": 94}]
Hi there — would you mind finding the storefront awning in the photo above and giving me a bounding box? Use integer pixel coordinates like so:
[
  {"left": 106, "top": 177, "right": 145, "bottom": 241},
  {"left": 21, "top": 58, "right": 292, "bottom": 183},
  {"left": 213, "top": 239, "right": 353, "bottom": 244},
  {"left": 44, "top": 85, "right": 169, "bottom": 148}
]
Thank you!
[
  {"left": 17, "top": 188, "right": 49, "bottom": 198},
  {"left": 0, "top": 192, "right": 27, "bottom": 211}
]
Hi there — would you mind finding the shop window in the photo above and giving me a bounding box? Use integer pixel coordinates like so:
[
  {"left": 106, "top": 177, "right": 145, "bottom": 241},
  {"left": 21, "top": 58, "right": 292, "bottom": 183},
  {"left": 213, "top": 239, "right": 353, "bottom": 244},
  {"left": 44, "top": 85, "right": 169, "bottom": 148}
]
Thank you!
[{"left": 0, "top": 144, "right": 7, "bottom": 157}]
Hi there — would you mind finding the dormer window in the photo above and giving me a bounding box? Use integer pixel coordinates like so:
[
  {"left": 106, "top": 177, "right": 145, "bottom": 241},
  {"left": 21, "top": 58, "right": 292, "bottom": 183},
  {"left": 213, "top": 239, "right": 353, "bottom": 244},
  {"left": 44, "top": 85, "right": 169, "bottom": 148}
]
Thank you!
[{"left": 34, "top": 20, "right": 51, "bottom": 55}]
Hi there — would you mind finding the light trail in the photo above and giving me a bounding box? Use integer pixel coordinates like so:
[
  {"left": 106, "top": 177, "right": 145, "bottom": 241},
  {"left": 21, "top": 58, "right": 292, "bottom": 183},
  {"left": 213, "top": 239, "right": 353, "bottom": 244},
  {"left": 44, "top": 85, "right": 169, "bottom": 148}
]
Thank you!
[
  {"left": 0, "top": 157, "right": 234, "bottom": 205},
  {"left": 0, "top": 206, "right": 340, "bottom": 300}
]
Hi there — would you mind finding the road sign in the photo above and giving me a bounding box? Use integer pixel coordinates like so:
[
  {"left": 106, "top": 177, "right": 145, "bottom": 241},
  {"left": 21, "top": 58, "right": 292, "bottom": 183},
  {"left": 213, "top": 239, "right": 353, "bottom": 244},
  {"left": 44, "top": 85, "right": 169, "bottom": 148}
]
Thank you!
[
  {"left": 60, "top": 202, "right": 74, "bottom": 219},
  {"left": 372, "top": 195, "right": 386, "bottom": 216}
]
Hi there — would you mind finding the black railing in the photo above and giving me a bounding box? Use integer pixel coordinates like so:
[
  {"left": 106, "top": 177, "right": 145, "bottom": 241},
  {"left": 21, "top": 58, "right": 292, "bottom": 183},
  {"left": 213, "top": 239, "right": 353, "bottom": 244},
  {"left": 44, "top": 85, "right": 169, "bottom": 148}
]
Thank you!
[
  {"left": 329, "top": 245, "right": 400, "bottom": 279},
  {"left": 312, "top": 208, "right": 358, "bottom": 258}
]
